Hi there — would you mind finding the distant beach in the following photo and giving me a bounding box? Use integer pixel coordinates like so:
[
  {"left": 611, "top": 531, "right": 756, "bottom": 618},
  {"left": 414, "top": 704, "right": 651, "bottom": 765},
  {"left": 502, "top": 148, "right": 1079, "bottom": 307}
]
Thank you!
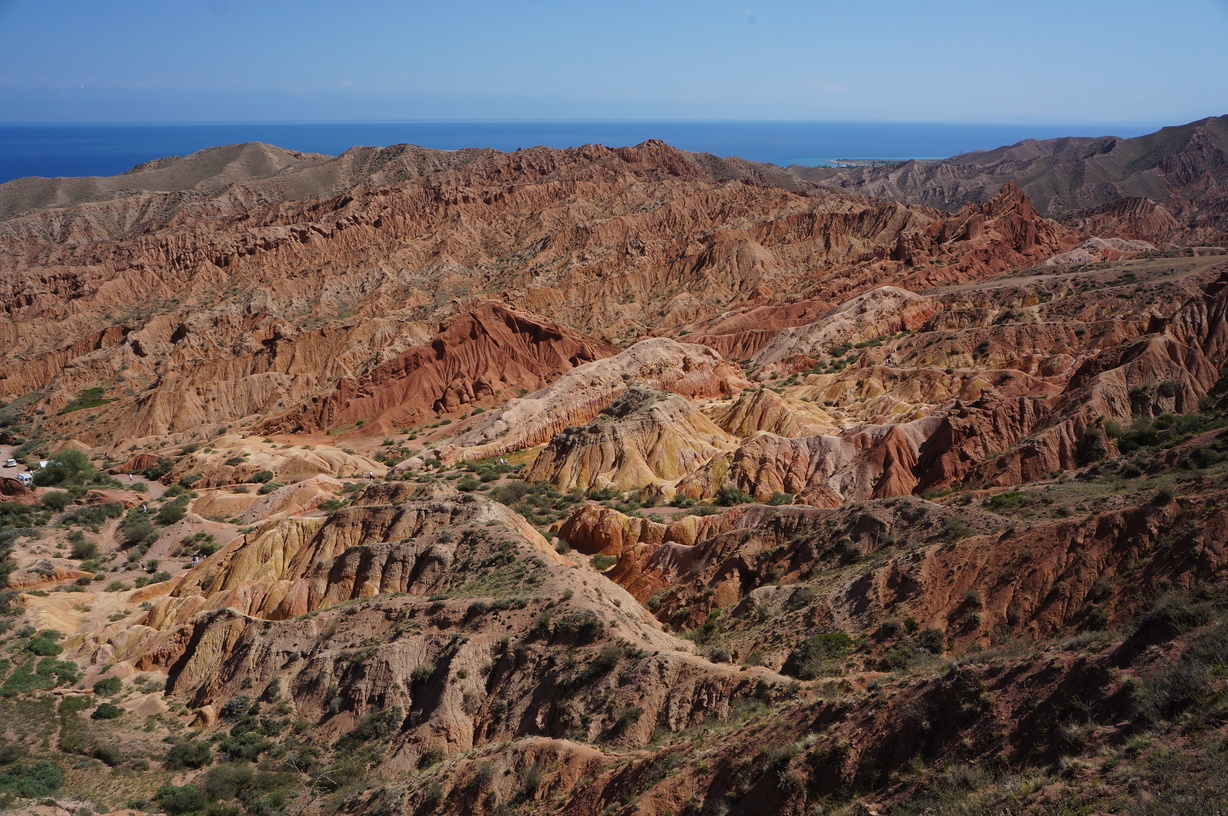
[{"left": 0, "top": 120, "right": 1154, "bottom": 184}]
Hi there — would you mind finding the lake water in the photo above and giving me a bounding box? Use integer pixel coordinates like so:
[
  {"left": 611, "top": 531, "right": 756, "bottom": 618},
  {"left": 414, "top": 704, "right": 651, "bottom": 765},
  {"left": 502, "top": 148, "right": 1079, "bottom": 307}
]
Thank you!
[{"left": 0, "top": 120, "right": 1152, "bottom": 184}]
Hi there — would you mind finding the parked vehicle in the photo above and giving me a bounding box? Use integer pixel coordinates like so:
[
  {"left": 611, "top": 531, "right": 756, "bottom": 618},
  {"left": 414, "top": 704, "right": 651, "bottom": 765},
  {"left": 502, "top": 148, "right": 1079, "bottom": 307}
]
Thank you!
[{"left": 3, "top": 458, "right": 16, "bottom": 468}]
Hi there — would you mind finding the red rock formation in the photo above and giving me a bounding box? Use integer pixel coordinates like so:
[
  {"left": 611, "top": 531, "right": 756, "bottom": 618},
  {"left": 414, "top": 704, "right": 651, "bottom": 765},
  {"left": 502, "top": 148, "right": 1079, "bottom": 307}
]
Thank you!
[
  {"left": 259, "top": 302, "right": 618, "bottom": 434},
  {"left": 438, "top": 338, "right": 748, "bottom": 464},
  {"left": 0, "top": 476, "right": 37, "bottom": 504},
  {"left": 0, "top": 139, "right": 1079, "bottom": 446}
]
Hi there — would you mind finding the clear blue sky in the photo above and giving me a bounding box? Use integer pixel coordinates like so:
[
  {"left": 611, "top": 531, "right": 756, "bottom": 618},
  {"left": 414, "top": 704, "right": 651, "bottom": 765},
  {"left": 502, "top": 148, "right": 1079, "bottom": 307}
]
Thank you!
[{"left": 1, "top": 0, "right": 1225, "bottom": 124}]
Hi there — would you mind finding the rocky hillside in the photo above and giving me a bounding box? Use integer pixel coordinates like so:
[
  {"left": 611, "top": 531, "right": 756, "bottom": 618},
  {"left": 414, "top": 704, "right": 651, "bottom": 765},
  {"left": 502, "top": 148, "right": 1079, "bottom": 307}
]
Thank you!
[
  {"left": 796, "top": 114, "right": 1228, "bottom": 245},
  {"left": 0, "top": 122, "right": 1227, "bottom": 816}
]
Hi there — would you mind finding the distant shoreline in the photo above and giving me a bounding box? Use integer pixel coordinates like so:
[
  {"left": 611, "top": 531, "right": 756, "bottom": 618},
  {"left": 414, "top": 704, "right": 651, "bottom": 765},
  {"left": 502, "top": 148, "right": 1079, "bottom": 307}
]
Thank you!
[{"left": 0, "top": 120, "right": 1153, "bottom": 184}]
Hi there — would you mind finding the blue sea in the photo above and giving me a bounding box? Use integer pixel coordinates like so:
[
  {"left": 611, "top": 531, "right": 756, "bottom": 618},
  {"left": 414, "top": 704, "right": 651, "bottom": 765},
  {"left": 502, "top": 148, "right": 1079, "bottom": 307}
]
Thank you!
[{"left": 0, "top": 121, "right": 1153, "bottom": 185}]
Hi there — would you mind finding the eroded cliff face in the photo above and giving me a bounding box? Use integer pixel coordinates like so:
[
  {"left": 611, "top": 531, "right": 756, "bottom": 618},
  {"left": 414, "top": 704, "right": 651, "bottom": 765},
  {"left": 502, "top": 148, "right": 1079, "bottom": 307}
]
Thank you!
[
  {"left": 258, "top": 302, "right": 621, "bottom": 435},
  {"left": 0, "top": 140, "right": 1079, "bottom": 446},
  {"left": 60, "top": 486, "right": 794, "bottom": 768}
]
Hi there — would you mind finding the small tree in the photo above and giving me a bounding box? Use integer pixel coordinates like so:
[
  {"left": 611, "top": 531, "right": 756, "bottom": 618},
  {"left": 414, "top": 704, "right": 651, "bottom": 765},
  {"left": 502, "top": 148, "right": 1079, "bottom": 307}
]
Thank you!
[{"left": 33, "top": 450, "right": 93, "bottom": 487}]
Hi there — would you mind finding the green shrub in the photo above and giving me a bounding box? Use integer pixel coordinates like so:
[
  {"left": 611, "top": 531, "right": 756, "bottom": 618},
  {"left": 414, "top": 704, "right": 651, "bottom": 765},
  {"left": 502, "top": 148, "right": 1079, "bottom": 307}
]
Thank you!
[
  {"left": 257, "top": 482, "right": 283, "bottom": 495},
  {"left": 61, "top": 387, "right": 116, "bottom": 415},
  {"left": 119, "top": 510, "right": 157, "bottom": 546},
  {"left": 41, "top": 491, "right": 73, "bottom": 511},
  {"left": 552, "top": 610, "right": 604, "bottom": 644},
  {"left": 0, "top": 657, "right": 80, "bottom": 696},
  {"left": 164, "top": 740, "right": 212, "bottom": 770},
  {"left": 157, "top": 784, "right": 207, "bottom": 815},
  {"left": 216, "top": 730, "right": 270, "bottom": 762},
  {"left": 219, "top": 694, "right": 252, "bottom": 721},
  {"left": 58, "top": 696, "right": 92, "bottom": 716},
  {"left": 33, "top": 450, "right": 93, "bottom": 487},
  {"left": 91, "top": 702, "right": 123, "bottom": 720},
  {"left": 26, "top": 630, "right": 64, "bottom": 656},
  {"left": 491, "top": 481, "right": 532, "bottom": 504},
  {"left": 0, "top": 760, "right": 64, "bottom": 798},
  {"left": 1137, "top": 620, "right": 1228, "bottom": 722},
  {"left": 140, "top": 457, "right": 174, "bottom": 481},
  {"left": 93, "top": 677, "right": 122, "bottom": 697},
  {"left": 251, "top": 470, "right": 275, "bottom": 484},
  {"left": 591, "top": 554, "right": 617, "bottom": 571},
  {"left": 155, "top": 499, "right": 188, "bottom": 526},
  {"left": 917, "top": 627, "right": 945, "bottom": 653},
  {"left": 716, "top": 485, "right": 753, "bottom": 506},
  {"left": 204, "top": 762, "right": 254, "bottom": 801},
  {"left": 70, "top": 538, "right": 99, "bottom": 560},
  {"left": 783, "top": 632, "right": 852, "bottom": 680}
]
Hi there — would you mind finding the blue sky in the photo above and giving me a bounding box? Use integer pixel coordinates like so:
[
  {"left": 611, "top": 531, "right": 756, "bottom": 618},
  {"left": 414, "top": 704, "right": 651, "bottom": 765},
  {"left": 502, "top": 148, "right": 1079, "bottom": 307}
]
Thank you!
[{"left": 1, "top": 0, "right": 1226, "bottom": 124}]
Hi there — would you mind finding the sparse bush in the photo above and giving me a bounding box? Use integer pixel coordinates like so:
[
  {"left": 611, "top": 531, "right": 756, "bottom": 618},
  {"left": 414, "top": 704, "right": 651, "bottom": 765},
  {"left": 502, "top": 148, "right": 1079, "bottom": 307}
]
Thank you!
[
  {"left": 251, "top": 470, "right": 274, "bottom": 484},
  {"left": 164, "top": 737, "right": 212, "bottom": 771},
  {"left": 1137, "top": 620, "right": 1228, "bottom": 722},
  {"left": 41, "top": 491, "right": 73, "bottom": 511},
  {"left": 0, "top": 760, "right": 64, "bottom": 798},
  {"left": 418, "top": 746, "right": 445, "bottom": 769},
  {"left": 155, "top": 499, "right": 188, "bottom": 526},
  {"left": 69, "top": 538, "right": 99, "bottom": 560},
  {"left": 33, "top": 450, "right": 93, "bottom": 487},
  {"left": 917, "top": 627, "right": 945, "bottom": 654},
  {"left": 603, "top": 706, "right": 643, "bottom": 740},
  {"left": 219, "top": 694, "right": 252, "bottom": 721},
  {"left": 90, "top": 702, "right": 123, "bottom": 720},
  {"left": 157, "top": 784, "right": 207, "bottom": 815},
  {"left": 411, "top": 665, "right": 435, "bottom": 687},
  {"left": 716, "top": 485, "right": 753, "bottom": 506},
  {"left": 257, "top": 482, "right": 283, "bottom": 495},
  {"left": 203, "top": 762, "right": 254, "bottom": 802},
  {"left": 93, "top": 677, "right": 122, "bottom": 697},
  {"left": 26, "top": 630, "right": 64, "bottom": 656},
  {"left": 552, "top": 610, "right": 604, "bottom": 644},
  {"left": 782, "top": 632, "right": 852, "bottom": 680},
  {"left": 591, "top": 554, "right": 617, "bottom": 571}
]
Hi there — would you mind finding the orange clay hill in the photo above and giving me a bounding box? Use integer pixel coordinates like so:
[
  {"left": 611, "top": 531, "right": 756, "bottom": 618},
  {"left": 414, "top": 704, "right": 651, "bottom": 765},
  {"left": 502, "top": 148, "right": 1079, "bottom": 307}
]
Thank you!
[{"left": 0, "top": 118, "right": 1227, "bottom": 816}]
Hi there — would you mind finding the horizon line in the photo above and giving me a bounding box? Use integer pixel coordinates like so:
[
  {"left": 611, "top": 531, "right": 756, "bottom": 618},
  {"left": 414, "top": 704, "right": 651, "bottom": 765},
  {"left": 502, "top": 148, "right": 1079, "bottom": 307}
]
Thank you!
[{"left": 1, "top": 116, "right": 1214, "bottom": 128}]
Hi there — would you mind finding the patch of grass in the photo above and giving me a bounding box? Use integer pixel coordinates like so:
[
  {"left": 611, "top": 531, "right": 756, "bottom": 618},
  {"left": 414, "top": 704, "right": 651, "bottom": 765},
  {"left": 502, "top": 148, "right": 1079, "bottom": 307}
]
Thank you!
[
  {"left": 591, "top": 554, "right": 617, "bottom": 571},
  {"left": 60, "top": 387, "right": 117, "bottom": 415}
]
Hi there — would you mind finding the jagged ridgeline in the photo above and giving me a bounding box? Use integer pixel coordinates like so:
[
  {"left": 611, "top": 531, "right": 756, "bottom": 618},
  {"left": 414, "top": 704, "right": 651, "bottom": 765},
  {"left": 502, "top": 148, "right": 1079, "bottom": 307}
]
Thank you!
[{"left": 0, "top": 118, "right": 1227, "bottom": 815}]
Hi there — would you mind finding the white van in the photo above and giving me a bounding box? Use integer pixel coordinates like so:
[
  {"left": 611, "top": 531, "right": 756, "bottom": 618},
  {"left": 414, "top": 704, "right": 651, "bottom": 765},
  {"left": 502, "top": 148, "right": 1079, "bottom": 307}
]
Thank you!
[
  {"left": 3, "top": 459, "right": 15, "bottom": 468},
  {"left": 17, "top": 472, "right": 33, "bottom": 486}
]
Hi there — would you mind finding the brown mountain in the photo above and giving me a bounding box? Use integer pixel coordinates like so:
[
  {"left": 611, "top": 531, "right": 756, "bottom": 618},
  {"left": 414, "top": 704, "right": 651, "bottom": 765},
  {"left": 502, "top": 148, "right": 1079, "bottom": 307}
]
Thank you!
[{"left": 794, "top": 114, "right": 1228, "bottom": 244}]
